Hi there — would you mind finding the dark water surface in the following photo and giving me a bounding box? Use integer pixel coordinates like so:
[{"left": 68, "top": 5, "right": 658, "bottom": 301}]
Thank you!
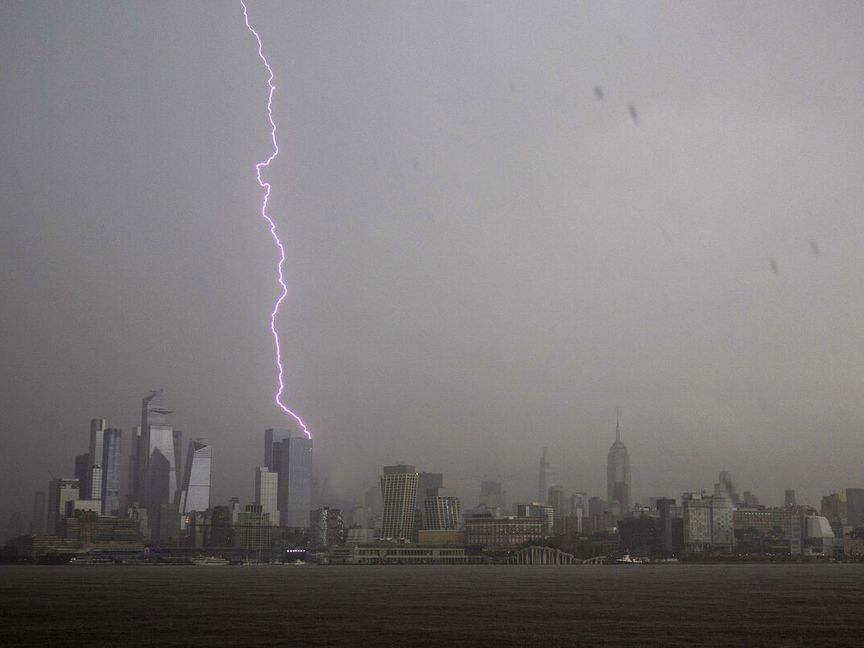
[{"left": 2, "top": 564, "right": 863, "bottom": 646}]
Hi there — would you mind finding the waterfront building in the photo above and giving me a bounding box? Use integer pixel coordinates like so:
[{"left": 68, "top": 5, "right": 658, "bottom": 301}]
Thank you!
[
  {"left": 618, "top": 514, "right": 659, "bottom": 557},
  {"left": 254, "top": 467, "right": 279, "bottom": 526},
  {"left": 380, "top": 465, "right": 419, "bottom": 541},
  {"left": 234, "top": 504, "right": 273, "bottom": 556},
  {"left": 465, "top": 516, "right": 544, "bottom": 550},
  {"left": 733, "top": 507, "right": 802, "bottom": 554},
  {"left": 345, "top": 527, "right": 377, "bottom": 544},
  {"left": 607, "top": 411, "right": 631, "bottom": 516},
  {"left": 266, "top": 427, "right": 312, "bottom": 528},
  {"left": 207, "top": 505, "right": 233, "bottom": 547},
  {"left": 309, "top": 507, "right": 345, "bottom": 550},
  {"left": 417, "top": 529, "right": 467, "bottom": 545},
  {"left": 656, "top": 497, "right": 683, "bottom": 555},
  {"left": 802, "top": 515, "right": 838, "bottom": 557},
  {"left": 423, "top": 488, "right": 463, "bottom": 531},
  {"left": 681, "top": 491, "right": 733, "bottom": 553},
  {"left": 329, "top": 544, "right": 485, "bottom": 565},
  {"left": 178, "top": 440, "right": 212, "bottom": 522},
  {"left": 538, "top": 447, "right": 553, "bottom": 503},
  {"left": 515, "top": 502, "right": 554, "bottom": 536}
]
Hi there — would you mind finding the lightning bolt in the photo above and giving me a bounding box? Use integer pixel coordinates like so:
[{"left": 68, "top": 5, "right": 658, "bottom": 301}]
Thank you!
[{"left": 240, "top": 0, "right": 310, "bottom": 439}]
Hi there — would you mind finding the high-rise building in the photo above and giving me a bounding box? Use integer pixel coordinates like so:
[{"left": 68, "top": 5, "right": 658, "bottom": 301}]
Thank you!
[
  {"left": 784, "top": 489, "right": 797, "bottom": 508},
  {"left": 656, "top": 497, "right": 683, "bottom": 555},
  {"left": 87, "top": 419, "right": 107, "bottom": 500},
  {"left": 30, "top": 491, "right": 46, "bottom": 536},
  {"left": 234, "top": 504, "right": 273, "bottom": 555},
  {"left": 178, "top": 440, "right": 212, "bottom": 520},
  {"left": 515, "top": 502, "right": 555, "bottom": 536},
  {"left": 255, "top": 467, "right": 279, "bottom": 526},
  {"left": 309, "top": 507, "right": 345, "bottom": 550},
  {"left": 380, "top": 465, "right": 418, "bottom": 541},
  {"left": 547, "top": 485, "right": 567, "bottom": 535},
  {"left": 479, "top": 480, "right": 505, "bottom": 509},
  {"left": 266, "top": 427, "right": 312, "bottom": 528},
  {"left": 46, "top": 478, "right": 80, "bottom": 535},
  {"left": 607, "top": 410, "right": 631, "bottom": 516},
  {"left": 845, "top": 488, "right": 864, "bottom": 529},
  {"left": 423, "top": 488, "right": 463, "bottom": 531},
  {"left": 415, "top": 472, "right": 443, "bottom": 532},
  {"left": 682, "top": 491, "right": 734, "bottom": 553},
  {"left": 101, "top": 428, "right": 123, "bottom": 515},
  {"left": 74, "top": 453, "right": 89, "bottom": 495},
  {"left": 538, "top": 447, "right": 553, "bottom": 503},
  {"left": 131, "top": 390, "right": 182, "bottom": 540}
]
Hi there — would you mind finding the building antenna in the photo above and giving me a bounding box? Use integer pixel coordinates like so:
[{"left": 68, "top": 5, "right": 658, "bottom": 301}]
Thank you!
[{"left": 616, "top": 407, "right": 621, "bottom": 443}]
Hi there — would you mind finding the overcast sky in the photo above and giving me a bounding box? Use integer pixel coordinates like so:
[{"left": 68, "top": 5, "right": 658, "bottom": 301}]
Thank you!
[{"left": 2, "top": 0, "right": 864, "bottom": 526}]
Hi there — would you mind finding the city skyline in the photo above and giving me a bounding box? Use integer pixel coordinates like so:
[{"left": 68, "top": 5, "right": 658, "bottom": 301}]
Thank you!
[{"left": 3, "top": 0, "right": 864, "bottom": 537}]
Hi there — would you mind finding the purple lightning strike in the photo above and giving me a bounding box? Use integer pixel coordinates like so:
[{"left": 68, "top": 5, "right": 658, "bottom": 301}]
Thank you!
[{"left": 240, "top": 0, "right": 310, "bottom": 439}]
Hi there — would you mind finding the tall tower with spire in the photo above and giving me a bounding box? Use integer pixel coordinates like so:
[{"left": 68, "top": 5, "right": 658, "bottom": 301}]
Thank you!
[{"left": 606, "top": 408, "right": 631, "bottom": 516}]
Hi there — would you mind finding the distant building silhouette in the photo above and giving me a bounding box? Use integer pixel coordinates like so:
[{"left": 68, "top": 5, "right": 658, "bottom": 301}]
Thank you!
[
  {"left": 538, "top": 447, "right": 553, "bottom": 503},
  {"left": 606, "top": 410, "right": 631, "bottom": 516}
]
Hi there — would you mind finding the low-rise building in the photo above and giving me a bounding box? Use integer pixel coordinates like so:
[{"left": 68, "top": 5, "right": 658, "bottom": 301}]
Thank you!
[
  {"left": 465, "top": 516, "right": 544, "bottom": 550},
  {"left": 329, "top": 544, "right": 485, "bottom": 565}
]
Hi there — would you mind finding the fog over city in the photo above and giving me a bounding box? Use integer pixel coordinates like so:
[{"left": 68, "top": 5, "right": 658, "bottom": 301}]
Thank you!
[{"left": 3, "top": 0, "right": 864, "bottom": 527}]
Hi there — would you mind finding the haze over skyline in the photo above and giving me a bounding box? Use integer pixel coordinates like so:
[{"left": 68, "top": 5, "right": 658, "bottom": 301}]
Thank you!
[{"left": 3, "top": 0, "right": 864, "bottom": 524}]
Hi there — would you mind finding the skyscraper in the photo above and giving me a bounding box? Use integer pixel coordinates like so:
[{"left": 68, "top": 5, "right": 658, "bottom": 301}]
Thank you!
[
  {"left": 255, "top": 466, "right": 279, "bottom": 526},
  {"left": 539, "top": 447, "right": 553, "bottom": 503},
  {"left": 46, "top": 478, "right": 80, "bottom": 535},
  {"left": 606, "top": 410, "right": 631, "bottom": 516},
  {"left": 415, "top": 472, "right": 443, "bottom": 532},
  {"left": 266, "top": 427, "right": 312, "bottom": 527},
  {"left": 101, "top": 428, "right": 123, "bottom": 515},
  {"left": 131, "top": 390, "right": 182, "bottom": 539},
  {"left": 380, "top": 465, "right": 418, "bottom": 541},
  {"left": 87, "top": 419, "right": 107, "bottom": 500},
  {"left": 178, "top": 440, "right": 212, "bottom": 518},
  {"left": 423, "top": 488, "right": 463, "bottom": 531}
]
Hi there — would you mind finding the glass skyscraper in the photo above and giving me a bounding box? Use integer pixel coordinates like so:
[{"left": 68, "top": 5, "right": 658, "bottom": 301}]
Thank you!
[
  {"left": 265, "top": 426, "right": 312, "bottom": 528},
  {"left": 179, "top": 440, "right": 212, "bottom": 517}
]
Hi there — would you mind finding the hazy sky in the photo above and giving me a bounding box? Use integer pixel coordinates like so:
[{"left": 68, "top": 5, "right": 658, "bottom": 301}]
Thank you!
[{"left": 2, "top": 0, "right": 864, "bottom": 525}]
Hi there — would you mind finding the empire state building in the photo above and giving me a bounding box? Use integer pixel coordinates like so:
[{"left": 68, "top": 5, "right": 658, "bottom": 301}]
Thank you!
[{"left": 607, "top": 410, "right": 631, "bottom": 516}]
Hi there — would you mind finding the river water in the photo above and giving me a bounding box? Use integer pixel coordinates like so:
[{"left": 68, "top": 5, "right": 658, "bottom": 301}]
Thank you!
[{"left": 2, "top": 564, "right": 863, "bottom": 646}]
